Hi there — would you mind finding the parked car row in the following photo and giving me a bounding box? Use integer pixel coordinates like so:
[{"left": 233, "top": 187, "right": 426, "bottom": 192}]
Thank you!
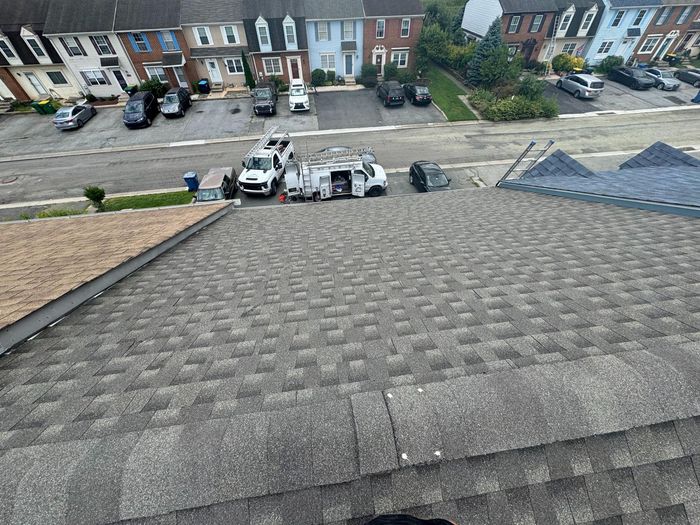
[{"left": 376, "top": 80, "right": 434, "bottom": 107}]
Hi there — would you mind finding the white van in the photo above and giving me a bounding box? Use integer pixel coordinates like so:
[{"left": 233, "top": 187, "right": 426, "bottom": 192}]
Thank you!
[{"left": 288, "top": 80, "right": 310, "bottom": 111}]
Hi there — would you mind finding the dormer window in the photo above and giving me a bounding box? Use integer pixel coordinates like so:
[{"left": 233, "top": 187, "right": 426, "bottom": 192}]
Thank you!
[
  {"left": 256, "top": 17, "right": 271, "bottom": 51},
  {"left": 558, "top": 6, "right": 575, "bottom": 35},
  {"left": 578, "top": 5, "right": 597, "bottom": 36},
  {"left": 283, "top": 15, "right": 297, "bottom": 50},
  {"left": 0, "top": 36, "right": 22, "bottom": 65},
  {"left": 21, "top": 26, "right": 51, "bottom": 64}
]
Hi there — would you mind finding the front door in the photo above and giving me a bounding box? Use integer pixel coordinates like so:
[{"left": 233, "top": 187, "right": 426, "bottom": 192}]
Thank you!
[
  {"left": 677, "top": 32, "right": 695, "bottom": 52},
  {"left": 287, "top": 57, "right": 302, "bottom": 81},
  {"left": 24, "top": 72, "right": 47, "bottom": 96},
  {"left": 206, "top": 60, "right": 222, "bottom": 83},
  {"left": 173, "top": 66, "right": 188, "bottom": 88},
  {"left": 654, "top": 37, "right": 675, "bottom": 60},
  {"left": 112, "top": 70, "right": 127, "bottom": 89},
  {"left": 344, "top": 53, "right": 354, "bottom": 76},
  {"left": 375, "top": 54, "right": 384, "bottom": 76}
]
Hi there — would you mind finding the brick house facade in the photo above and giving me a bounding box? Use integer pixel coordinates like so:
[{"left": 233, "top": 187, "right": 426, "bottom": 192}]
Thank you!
[
  {"left": 362, "top": 0, "right": 424, "bottom": 76},
  {"left": 501, "top": 11, "right": 557, "bottom": 63},
  {"left": 630, "top": 3, "right": 700, "bottom": 62}
]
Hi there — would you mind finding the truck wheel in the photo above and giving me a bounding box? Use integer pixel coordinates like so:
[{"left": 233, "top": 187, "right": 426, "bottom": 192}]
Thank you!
[
  {"left": 367, "top": 186, "right": 382, "bottom": 197},
  {"left": 270, "top": 179, "right": 278, "bottom": 196}
]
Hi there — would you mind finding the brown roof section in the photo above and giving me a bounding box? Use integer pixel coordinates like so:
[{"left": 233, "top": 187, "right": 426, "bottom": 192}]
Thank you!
[{"left": 0, "top": 204, "right": 227, "bottom": 330}]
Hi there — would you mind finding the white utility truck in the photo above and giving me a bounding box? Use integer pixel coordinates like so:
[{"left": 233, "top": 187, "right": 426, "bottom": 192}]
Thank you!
[
  {"left": 284, "top": 147, "right": 388, "bottom": 201},
  {"left": 238, "top": 126, "right": 294, "bottom": 196}
]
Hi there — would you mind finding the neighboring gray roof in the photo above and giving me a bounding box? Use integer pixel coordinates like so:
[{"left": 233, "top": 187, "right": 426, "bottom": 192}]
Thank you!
[
  {"left": 303, "top": 0, "right": 364, "bottom": 20},
  {"left": 243, "top": 0, "right": 305, "bottom": 19},
  {"left": 500, "top": 0, "right": 558, "bottom": 14},
  {"left": 362, "top": 0, "right": 424, "bottom": 17},
  {"left": 0, "top": 0, "right": 51, "bottom": 30},
  {"left": 1, "top": 187, "right": 700, "bottom": 523},
  {"left": 190, "top": 46, "right": 248, "bottom": 58},
  {"left": 180, "top": 0, "right": 244, "bottom": 25},
  {"left": 44, "top": 0, "right": 118, "bottom": 35},
  {"left": 113, "top": 0, "right": 182, "bottom": 31},
  {"left": 608, "top": 0, "right": 663, "bottom": 6},
  {"left": 620, "top": 141, "right": 700, "bottom": 169},
  {"left": 520, "top": 149, "right": 596, "bottom": 179}
]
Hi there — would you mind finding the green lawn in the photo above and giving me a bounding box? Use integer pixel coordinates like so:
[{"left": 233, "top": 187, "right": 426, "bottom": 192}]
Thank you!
[
  {"left": 102, "top": 191, "right": 193, "bottom": 212},
  {"left": 425, "top": 66, "right": 478, "bottom": 121}
]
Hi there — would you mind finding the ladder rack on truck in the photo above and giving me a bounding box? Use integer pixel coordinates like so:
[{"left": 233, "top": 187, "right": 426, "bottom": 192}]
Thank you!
[
  {"left": 242, "top": 126, "right": 291, "bottom": 164},
  {"left": 300, "top": 147, "right": 374, "bottom": 165}
]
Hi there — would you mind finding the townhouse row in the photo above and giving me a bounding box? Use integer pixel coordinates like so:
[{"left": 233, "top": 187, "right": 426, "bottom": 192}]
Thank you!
[
  {"left": 462, "top": 0, "right": 700, "bottom": 67},
  {"left": 0, "top": 0, "right": 424, "bottom": 101}
]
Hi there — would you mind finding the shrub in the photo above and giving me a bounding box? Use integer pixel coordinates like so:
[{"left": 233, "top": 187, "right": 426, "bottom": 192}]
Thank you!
[
  {"left": 361, "top": 76, "right": 377, "bottom": 88},
  {"left": 540, "top": 97, "right": 559, "bottom": 118},
  {"left": 85, "top": 93, "right": 97, "bottom": 102},
  {"left": 383, "top": 62, "right": 399, "bottom": 80},
  {"left": 326, "top": 70, "right": 336, "bottom": 83},
  {"left": 139, "top": 79, "right": 169, "bottom": 98},
  {"left": 311, "top": 68, "right": 327, "bottom": 86},
  {"left": 241, "top": 51, "right": 255, "bottom": 89},
  {"left": 479, "top": 47, "right": 522, "bottom": 88},
  {"left": 397, "top": 70, "right": 417, "bottom": 84},
  {"left": 84, "top": 186, "right": 106, "bottom": 211},
  {"left": 482, "top": 95, "right": 558, "bottom": 121},
  {"left": 551, "top": 53, "right": 584, "bottom": 73},
  {"left": 278, "top": 83, "right": 289, "bottom": 93},
  {"left": 190, "top": 81, "right": 199, "bottom": 94},
  {"left": 597, "top": 55, "right": 624, "bottom": 74},
  {"left": 468, "top": 89, "right": 496, "bottom": 112},
  {"left": 269, "top": 75, "right": 287, "bottom": 91},
  {"left": 361, "top": 63, "right": 378, "bottom": 78},
  {"left": 525, "top": 60, "right": 547, "bottom": 74},
  {"left": 446, "top": 43, "right": 475, "bottom": 73},
  {"left": 517, "top": 74, "right": 545, "bottom": 100},
  {"left": 36, "top": 208, "right": 85, "bottom": 218}
]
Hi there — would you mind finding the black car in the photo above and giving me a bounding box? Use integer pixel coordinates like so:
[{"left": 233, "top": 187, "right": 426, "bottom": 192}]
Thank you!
[
  {"left": 252, "top": 82, "right": 278, "bottom": 115},
  {"left": 607, "top": 67, "right": 655, "bottom": 90},
  {"left": 403, "top": 83, "right": 432, "bottom": 105},
  {"left": 409, "top": 161, "right": 451, "bottom": 192},
  {"left": 161, "top": 87, "right": 192, "bottom": 118},
  {"left": 123, "top": 91, "right": 159, "bottom": 128},
  {"left": 376, "top": 80, "right": 405, "bottom": 106},
  {"left": 674, "top": 68, "right": 700, "bottom": 87}
]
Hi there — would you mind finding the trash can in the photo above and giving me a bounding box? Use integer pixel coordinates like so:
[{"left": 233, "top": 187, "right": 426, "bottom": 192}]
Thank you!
[
  {"left": 198, "top": 79, "right": 210, "bottom": 94},
  {"left": 124, "top": 85, "right": 138, "bottom": 97},
  {"left": 38, "top": 99, "right": 57, "bottom": 114},
  {"left": 183, "top": 171, "right": 199, "bottom": 192},
  {"left": 31, "top": 101, "right": 46, "bottom": 114}
]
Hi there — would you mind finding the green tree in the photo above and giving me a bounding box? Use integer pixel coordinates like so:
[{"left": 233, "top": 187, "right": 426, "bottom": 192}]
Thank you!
[
  {"left": 383, "top": 62, "right": 399, "bottom": 80},
  {"left": 242, "top": 51, "right": 255, "bottom": 89},
  {"left": 480, "top": 47, "right": 522, "bottom": 88},
  {"left": 517, "top": 73, "right": 545, "bottom": 100},
  {"left": 139, "top": 79, "right": 169, "bottom": 98},
  {"left": 417, "top": 23, "right": 451, "bottom": 66},
  {"left": 84, "top": 186, "right": 106, "bottom": 212},
  {"left": 466, "top": 17, "right": 503, "bottom": 86},
  {"left": 424, "top": 2, "right": 452, "bottom": 29}
]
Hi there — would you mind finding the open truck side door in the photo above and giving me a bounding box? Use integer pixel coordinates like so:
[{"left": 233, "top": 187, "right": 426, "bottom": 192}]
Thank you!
[{"left": 352, "top": 171, "right": 365, "bottom": 197}]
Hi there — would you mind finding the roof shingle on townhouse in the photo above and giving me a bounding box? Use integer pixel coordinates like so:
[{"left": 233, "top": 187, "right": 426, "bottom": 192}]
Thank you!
[
  {"left": 43, "top": 0, "right": 118, "bottom": 35},
  {"left": 303, "top": 0, "right": 365, "bottom": 21},
  {"left": 1, "top": 165, "right": 699, "bottom": 522},
  {"left": 362, "top": 0, "right": 425, "bottom": 17},
  {"left": 180, "top": 0, "right": 245, "bottom": 25},
  {"left": 112, "top": 0, "right": 182, "bottom": 31}
]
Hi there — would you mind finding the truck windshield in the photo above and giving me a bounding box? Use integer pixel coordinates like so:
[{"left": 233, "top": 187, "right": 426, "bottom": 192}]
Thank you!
[
  {"left": 246, "top": 157, "right": 272, "bottom": 170},
  {"left": 163, "top": 94, "right": 179, "bottom": 104},
  {"left": 290, "top": 87, "right": 305, "bottom": 96},
  {"left": 363, "top": 161, "right": 374, "bottom": 177},
  {"left": 196, "top": 188, "right": 225, "bottom": 201},
  {"left": 253, "top": 88, "right": 271, "bottom": 99}
]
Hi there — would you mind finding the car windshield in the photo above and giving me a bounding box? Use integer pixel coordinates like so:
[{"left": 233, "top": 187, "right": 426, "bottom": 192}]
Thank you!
[
  {"left": 415, "top": 86, "right": 430, "bottom": 94},
  {"left": 423, "top": 165, "right": 449, "bottom": 187},
  {"left": 363, "top": 161, "right": 374, "bottom": 177},
  {"left": 55, "top": 108, "right": 71, "bottom": 118},
  {"left": 163, "top": 94, "right": 179, "bottom": 104},
  {"left": 245, "top": 156, "right": 272, "bottom": 171},
  {"left": 125, "top": 101, "right": 143, "bottom": 113},
  {"left": 254, "top": 88, "right": 271, "bottom": 99},
  {"left": 290, "top": 87, "right": 305, "bottom": 96},
  {"left": 659, "top": 71, "right": 675, "bottom": 78},
  {"left": 630, "top": 70, "right": 646, "bottom": 77},
  {"left": 196, "top": 188, "right": 225, "bottom": 202}
]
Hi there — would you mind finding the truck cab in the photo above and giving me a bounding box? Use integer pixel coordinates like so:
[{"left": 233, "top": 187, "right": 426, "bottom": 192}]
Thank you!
[
  {"left": 194, "top": 167, "right": 237, "bottom": 203},
  {"left": 238, "top": 127, "right": 294, "bottom": 196}
]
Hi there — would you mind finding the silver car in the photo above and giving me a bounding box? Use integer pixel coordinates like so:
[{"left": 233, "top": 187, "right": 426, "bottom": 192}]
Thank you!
[
  {"left": 644, "top": 68, "right": 681, "bottom": 91},
  {"left": 556, "top": 73, "right": 605, "bottom": 99},
  {"left": 53, "top": 104, "right": 97, "bottom": 130}
]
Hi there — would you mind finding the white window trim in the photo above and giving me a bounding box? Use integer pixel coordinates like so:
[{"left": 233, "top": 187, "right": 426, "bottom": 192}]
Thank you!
[
  {"left": 320, "top": 52, "right": 336, "bottom": 71},
  {"left": 656, "top": 7, "right": 671, "bottom": 25},
  {"left": 559, "top": 13, "right": 573, "bottom": 34},
  {"left": 47, "top": 70, "right": 70, "bottom": 86},
  {"left": 611, "top": 10, "right": 625, "bottom": 28},
  {"left": 508, "top": 16, "right": 521, "bottom": 34},
  {"left": 256, "top": 17, "right": 271, "bottom": 50},
  {"left": 225, "top": 57, "right": 244, "bottom": 74},
  {"left": 65, "top": 36, "right": 84, "bottom": 56},
  {"left": 639, "top": 35, "right": 661, "bottom": 54},
  {"left": 283, "top": 15, "right": 297, "bottom": 49},
  {"left": 317, "top": 21, "right": 329, "bottom": 41},
  {"left": 145, "top": 66, "right": 168, "bottom": 82},
  {"left": 0, "top": 38, "right": 21, "bottom": 65},
  {"left": 561, "top": 42, "right": 577, "bottom": 54},
  {"left": 677, "top": 6, "right": 693, "bottom": 25},
  {"left": 391, "top": 50, "right": 409, "bottom": 68},
  {"left": 220, "top": 25, "right": 240, "bottom": 45},
  {"left": 160, "top": 31, "right": 177, "bottom": 51},
  {"left": 82, "top": 69, "right": 109, "bottom": 86},
  {"left": 578, "top": 8, "right": 597, "bottom": 36},
  {"left": 23, "top": 36, "right": 50, "bottom": 63},
  {"left": 92, "top": 35, "right": 113, "bottom": 55},
  {"left": 342, "top": 20, "right": 354, "bottom": 41},
  {"left": 193, "top": 26, "right": 213, "bottom": 46},
  {"left": 632, "top": 9, "right": 647, "bottom": 27},
  {"left": 401, "top": 18, "right": 411, "bottom": 38},
  {"left": 376, "top": 19, "right": 385, "bottom": 39},
  {"left": 530, "top": 14, "right": 544, "bottom": 33},
  {"left": 262, "top": 57, "right": 282, "bottom": 75},
  {"left": 596, "top": 40, "right": 614, "bottom": 56}
]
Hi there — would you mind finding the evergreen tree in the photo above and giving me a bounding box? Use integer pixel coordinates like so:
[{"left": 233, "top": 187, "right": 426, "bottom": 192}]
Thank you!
[
  {"left": 466, "top": 17, "right": 503, "bottom": 86},
  {"left": 242, "top": 51, "right": 255, "bottom": 89}
]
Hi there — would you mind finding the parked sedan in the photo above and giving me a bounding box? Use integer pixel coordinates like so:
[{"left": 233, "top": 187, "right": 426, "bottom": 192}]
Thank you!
[
  {"left": 644, "top": 68, "right": 681, "bottom": 90},
  {"left": 376, "top": 81, "right": 405, "bottom": 106},
  {"left": 674, "top": 68, "right": 700, "bottom": 87},
  {"left": 555, "top": 74, "right": 604, "bottom": 99},
  {"left": 403, "top": 83, "right": 433, "bottom": 105},
  {"left": 607, "top": 67, "right": 655, "bottom": 90},
  {"left": 160, "top": 87, "right": 192, "bottom": 118},
  {"left": 409, "top": 161, "right": 451, "bottom": 192},
  {"left": 52, "top": 104, "right": 96, "bottom": 130}
]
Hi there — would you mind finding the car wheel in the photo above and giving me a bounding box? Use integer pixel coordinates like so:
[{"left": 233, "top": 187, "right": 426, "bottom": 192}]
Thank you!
[
  {"left": 632, "top": 81, "right": 639, "bottom": 90},
  {"left": 694, "top": 81, "right": 700, "bottom": 88},
  {"left": 367, "top": 186, "right": 382, "bottom": 197},
  {"left": 383, "top": 99, "right": 388, "bottom": 107},
  {"left": 269, "top": 179, "right": 278, "bottom": 196},
  {"left": 556, "top": 80, "right": 562, "bottom": 89},
  {"left": 146, "top": 117, "right": 152, "bottom": 126},
  {"left": 655, "top": 83, "right": 664, "bottom": 90},
  {"left": 179, "top": 110, "right": 184, "bottom": 117},
  {"left": 674, "top": 72, "right": 680, "bottom": 79},
  {"left": 77, "top": 119, "right": 84, "bottom": 128},
  {"left": 573, "top": 90, "right": 581, "bottom": 99},
  {"left": 409, "top": 173, "right": 414, "bottom": 185},
  {"left": 91, "top": 108, "right": 97, "bottom": 116}
]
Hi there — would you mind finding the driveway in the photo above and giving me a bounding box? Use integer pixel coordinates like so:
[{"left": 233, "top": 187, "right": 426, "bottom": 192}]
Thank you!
[{"left": 545, "top": 74, "right": 698, "bottom": 114}]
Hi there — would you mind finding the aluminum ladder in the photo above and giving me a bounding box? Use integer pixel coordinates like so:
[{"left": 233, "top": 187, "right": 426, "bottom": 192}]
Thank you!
[
  {"left": 498, "top": 140, "right": 555, "bottom": 183},
  {"left": 302, "top": 146, "right": 374, "bottom": 164},
  {"left": 544, "top": 14, "right": 560, "bottom": 75},
  {"left": 243, "top": 125, "right": 280, "bottom": 165}
]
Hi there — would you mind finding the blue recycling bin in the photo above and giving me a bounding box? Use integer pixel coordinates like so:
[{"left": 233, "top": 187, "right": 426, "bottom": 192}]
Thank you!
[
  {"left": 183, "top": 171, "right": 199, "bottom": 192},
  {"left": 198, "top": 79, "right": 210, "bottom": 94}
]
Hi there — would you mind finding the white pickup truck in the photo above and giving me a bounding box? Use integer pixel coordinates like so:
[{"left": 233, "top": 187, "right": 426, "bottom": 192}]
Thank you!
[{"left": 238, "top": 126, "right": 294, "bottom": 196}]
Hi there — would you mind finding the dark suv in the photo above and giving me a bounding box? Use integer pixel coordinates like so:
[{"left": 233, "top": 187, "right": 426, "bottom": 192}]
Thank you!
[
  {"left": 252, "top": 82, "right": 278, "bottom": 115},
  {"left": 376, "top": 81, "right": 405, "bottom": 107},
  {"left": 123, "top": 91, "right": 159, "bottom": 128},
  {"left": 160, "top": 87, "right": 192, "bottom": 118},
  {"left": 607, "top": 67, "right": 655, "bottom": 90}
]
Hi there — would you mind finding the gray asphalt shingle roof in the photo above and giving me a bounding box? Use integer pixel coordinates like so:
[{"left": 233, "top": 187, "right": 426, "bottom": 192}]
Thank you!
[
  {"left": 43, "top": 0, "right": 118, "bottom": 35},
  {"left": 113, "top": 0, "right": 182, "bottom": 31},
  {"left": 362, "top": 0, "right": 424, "bottom": 17},
  {"left": 180, "top": 0, "right": 244, "bottom": 25},
  {"left": 620, "top": 141, "right": 700, "bottom": 169},
  {"left": 303, "top": 0, "right": 364, "bottom": 20},
  {"left": 500, "top": 0, "right": 558, "bottom": 13},
  {"left": 1, "top": 188, "right": 699, "bottom": 524},
  {"left": 609, "top": 0, "right": 663, "bottom": 6}
]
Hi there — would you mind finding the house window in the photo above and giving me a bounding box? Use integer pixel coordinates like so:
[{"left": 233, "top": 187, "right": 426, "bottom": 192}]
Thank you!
[
  {"left": 26, "top": 38, "right": 46, "bottom": 58},
  {"left": 145, "top": 66, "right": 168, "bottom": 82},
  {"left": 320, "top": 53, "right": 335, "bottom": 70},
  {"left": 317, "top": 21, "right": 329, "bottom": 41},
  {"left": 222, "top": 26, "right": 238, "bottom": 44},
  {"left": 639, "top": 36, "right": 660, "bottom": 53},
  {"left": 262, "top": 57, "right": 282, "bottom": 75},
  {"left": 47, "top": 71, "right": 68, "bottom": 85},
  {"left": 343, "top": 20, "right": 354, "bottom": 41},
  {"left": 225, "top": 57, "right": 244, "bottom": 74},
  {"left": 656, "top": 7, "right": 671, "bottom": 25},
  {"left": 81, "top": 69, "right": 109, "bottom": 85},
  {"left": 131, "top": 33, "right": 149, "bottom": 52},
  {"left": 64, "top": 37, "right": 85, "bottom": 56},
  {"left": 580, "top": 12, "right": 595, "bottom": 32},
  {"left": 376, "top": 19, "right": 385, "bottom": 39},
  {"left": 0, "top": 39, "right": 15, "bottom": 59},
  {"left": 559, "top": 14, "right": 572, "bottom": 32},
  {"left": 677, "top": 6, "right": 693, "bottom": 25},
  {"left": 632, "top": 9, "right": 647, "bottom": 27},
  {"left": 508, "top": 16, "right": 521, "bottom": 33},
  {"left": 530, "top": 14, "right": 544, "bottom": 33},
  {"left": 597, "top": 40, "right": 614, "bottom": 54},
  {"left": 391, "top": 50, "right": 409, "bottom": 67},
  {"left": 611, "top": 11, "right": 625, "bottom": 27},
  {"left": 256, "top": 19, "right": 270, "bottom": 48},
  {"left": 401, "top": 18, "right": 411, "bottom": 37},
  {"left": 284, "top": 16, "right": 297, "bottom": 47},
  {"left": 91, "top": 35, "right": 115, "bottom": 55},
  {"left": 194, "top": 27, "right": 211, "bottom": 46},
  {"left": 561, "top": 42, "right": 577, "bottom": 54},
  {"left": 160, "top": 31, "right": 177, "bottom": 51},
  {"left": 507, "top": 44, "right": 519, "bottom": 58}
]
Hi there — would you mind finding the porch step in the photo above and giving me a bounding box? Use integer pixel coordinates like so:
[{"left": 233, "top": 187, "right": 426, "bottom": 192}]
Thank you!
[
  {"left": 344, "top": 77, "right": 356, "bottom": 85},
  {"left": 0, "top": 101, "right": 11, "bottom": 113},
  {"left": 210, "top": 81, "right": 224, "bottom": 93}
]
